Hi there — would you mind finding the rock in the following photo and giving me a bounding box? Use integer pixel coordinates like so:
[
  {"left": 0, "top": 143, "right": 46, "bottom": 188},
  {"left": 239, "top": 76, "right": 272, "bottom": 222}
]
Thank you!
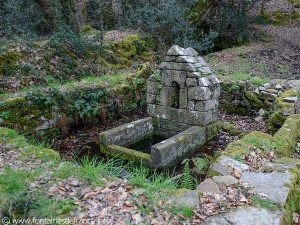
[
  {"left": 255, "top": 88, "right": 260, "bottom": 94},
  {"left": 202, "top": 207, "right": 283, "bottom": 225},
  {"left": 210, "top": 163, "right": 231, "bottom": 176},
  {"left": 258, "top": 108, "right": 265, "bottom": 116},
  {"left": 177, "top": 56, "right": 197, "bottom": 63},
  {"left": 212, "top": 175, "right": 239, "bottom": 187},
  {"left": 255, "top": 116, "right": 264, "bottom": 122},
  {"left": 260, "top": 91, "right": 277, "bottom": 101},
  {"left": 169, "top": 190, "right": 200, "bottom": 208},
  {"left": 266, "top": 88, "right": 278, "bottom": 94},
  {"left": 241, "top": 172, "right": 291, "bottom": 206},
  {"left": 184, "top": 47, "right": 198, "bottom": 56},
  {"left": 263, "top": 83, "right": 271, "bottom": 89},
  {"left": 68, "top": 178, "right": 80, "bottom": 187},
  {"left": 167, "top": 45, "right": 186, "bottom": 56},
  {"left": 283, "top": 97, "right": 298, "bottom": 103},
  {"left": 198, "top": 77, "right": 210, "bottom": 87},
  {"left": 258, "top": 86, "right": 266, "bottom": 91},
  {"left": 262, "top": 161, "right": 297, "bottom": 172},
  {"left": 186, "top": 78, "right": 198, "bottom": 87},
  {"left": 217, "top": 156, "right": 250, "bottom": 174},
  {"left": 132, "top": 214, "right": 143, "bottom": 224},
  {"left": 197, "top": 178, "right": 221, "bottom": 195},
  {"left": 188, "top": 72, "right": 201, "bottom": 78},
  {"left": 275, "top": 84, "right": 283, "bottom": 90},
  {"left": 198, "top": 67, "right": 212, "bottom": 74}
]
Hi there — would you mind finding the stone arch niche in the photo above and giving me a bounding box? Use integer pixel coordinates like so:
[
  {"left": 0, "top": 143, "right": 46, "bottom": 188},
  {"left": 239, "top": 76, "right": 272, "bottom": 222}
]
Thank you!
[{"left": 147, "top": 45, "right": 220, "bottom": 135}]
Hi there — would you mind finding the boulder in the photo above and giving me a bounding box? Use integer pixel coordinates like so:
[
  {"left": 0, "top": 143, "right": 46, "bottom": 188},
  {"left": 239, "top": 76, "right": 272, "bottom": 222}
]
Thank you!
[{"left": 197, "top": 178, "right": 221, "bottom": 195}]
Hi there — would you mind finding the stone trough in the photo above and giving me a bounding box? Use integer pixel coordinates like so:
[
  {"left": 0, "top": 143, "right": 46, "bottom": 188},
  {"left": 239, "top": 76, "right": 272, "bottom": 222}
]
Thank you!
[{"left": 99, "top": 45, "right": 221, "bottom": 168}]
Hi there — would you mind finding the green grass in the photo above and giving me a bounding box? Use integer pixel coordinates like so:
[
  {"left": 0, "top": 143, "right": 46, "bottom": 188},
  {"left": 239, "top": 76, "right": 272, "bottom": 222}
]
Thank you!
[
  {"left": 171, "top": 204, "right": 195, "bottom": 218},
  {"left": 252, "top": 196, "right": 280, "bottom": 211},
  {"left": 52, "top": 161, "right": 80, "bottom": 179},
  {"left": 78, "top": 157, "right": 123, "bottom": 186},
  {"left": 127, "top": 165, "right": 177, "bottom": 193}
]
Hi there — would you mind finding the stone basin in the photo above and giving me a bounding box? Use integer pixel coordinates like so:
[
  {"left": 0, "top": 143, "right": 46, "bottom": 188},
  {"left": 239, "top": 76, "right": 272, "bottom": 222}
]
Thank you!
[{"left": 99, "top": 117, "right": 218, "bottom": 168}]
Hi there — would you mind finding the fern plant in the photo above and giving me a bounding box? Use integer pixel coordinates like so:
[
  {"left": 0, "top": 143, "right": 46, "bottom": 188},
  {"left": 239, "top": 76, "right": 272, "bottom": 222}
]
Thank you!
[{"left": 180, "top": 160, "right": 195, "bottom": 190}]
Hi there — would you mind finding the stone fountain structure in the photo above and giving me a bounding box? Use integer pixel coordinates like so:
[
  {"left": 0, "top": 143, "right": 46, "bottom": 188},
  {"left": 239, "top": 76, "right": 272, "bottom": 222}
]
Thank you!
[{"left": 99, "top": 45, "right": 220, "bottom": 168}]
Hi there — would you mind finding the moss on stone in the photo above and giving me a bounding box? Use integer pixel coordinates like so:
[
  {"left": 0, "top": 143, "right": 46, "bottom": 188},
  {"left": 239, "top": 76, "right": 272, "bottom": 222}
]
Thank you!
[
  {"left": 221, "top": 122, "right": 243, "bottom": 136},
  {"left": 101, "top": 144, "right": 151, "bottom": 165},
  {"left": 245, "top": 91, "right": 266, "bottom": 109},
  {"left": 223, "top": 140, "right": 253, "bottom": 157},
  {"left": 283, "top": 166, "right": 300, "bottom": 225},
  {"left": 241, "top": 131, "right": 276, "bottom": 151},
  {"left": 273, "top": 115, "right": 300, "bottom": 157},
  {"left": 206, "top": 122, "right": 222, "bottom": 141}
]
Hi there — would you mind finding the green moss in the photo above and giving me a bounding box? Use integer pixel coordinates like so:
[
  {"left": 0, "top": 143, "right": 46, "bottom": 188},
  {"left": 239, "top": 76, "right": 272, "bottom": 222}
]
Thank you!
[
  {"left": 273, "top": 115, "right": 300, "bottom": 157},
  {"left": 0, "top": 51, "right": 23, "bottom": 76},
  {"left": 252, "top": 196, "right": 280, "bottom": 211},
  {"left": 111, "top": 35, "right": 152, "bottom": 67},
  {"left": 283, "top": 167, "right": 300, "bottom": 224},
  {"left": 268, "top": 89, "right": 298, "bottom": 130},
  {"left": 0, "top": 127, "right": 60, "bottom": 162},
  {"left": 223, "top": 140, "right": 253, "bottom": 157},
  {"left": 101, "top": 144, "right": 151, "bottom": 165},
  {"left": 241, "top": 131, "right": 276, "bottom": 151},
  {"left": 221, "top": 122, "right": 243, "bottom": 136},
  {"left": 245, "top": 91, "right": 266, "bottom": 109},
  {"left": 206, "top": 122, "right": 222, "bottom": 141}
]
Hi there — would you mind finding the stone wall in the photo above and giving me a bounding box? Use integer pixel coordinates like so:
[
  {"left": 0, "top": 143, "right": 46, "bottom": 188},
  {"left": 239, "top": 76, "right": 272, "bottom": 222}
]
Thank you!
[
  {"left": 219, "top": 79, "right": 300, "bottom": 117},
  {"left": 147, "top": 45, "right": 220, "bottom": 135}
]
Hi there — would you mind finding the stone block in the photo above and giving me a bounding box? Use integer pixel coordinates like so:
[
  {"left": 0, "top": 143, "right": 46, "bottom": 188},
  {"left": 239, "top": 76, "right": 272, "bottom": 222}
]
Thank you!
[
  {"left": 203, "top": 207, "right": 283, "bottom": 225},
  {"left": 186, "top": 110, "right": 204, "bottom": 125},
  {"left": 156, "top": 118, "right": 190, "bottom": 133},
  {"left": 151, "top": 126, "right": 206, "bottom": 168},
  {"left": 241, "top": 172, "right": 291, "bottom": 206},
  {"left": 187, "top": 101, "right": 195, "bottom": 110},
  {"left": 203, "top": 110, "right": 213, "bottom": 125},
  {"left": 185, "top": 47, "right": 198, "bottom": 56},
  {"left": 99, "top": 117, "right": 154, "bottom": 147},
  {"left": 196, "top": 56, "right": 208, "bottom": 67},
  {"left": 199, "top": 99, "right": 217, "bottom": 111},
  {"left": 179, "top": 89, "right": 188, "bottom": 109},
  {"left": 147, "top": 104, "right": 156, "bottom": 117},
  {"left": 161, "top": 70, "right": 186, "bottom": 88},
  {"left": 198, "top": 77, "right": 210, "bottom": 87},
  {"left": 259, "top": 91, "right": 277, "bottom": 101},
  {"left": 198, "top": 66, "right": 212, "bottom": 74},
  {"left": 164, "top": 56, "right": 176, "bottom": 62},
  {"left": 177, "top": 56, "right": 197, "bottom": 63},
  {"left": 197, "top": 178, "right": 221, "bottom": 195},
  {"left": 187, "top": 72, "right": 201, "bottom": 78},
  {"left": 159, "top": 87, "right": 171, "bottom": 106},
  {"left": 167, "top": 45, "right": 186, "bottom": 56},
  {"left": 158, "top": 62, "right": 197, "bottom": 72},
  {"left": 147, "top": 81, "right": 160, "bottom": 94},
  {"left": 186, "top": 78, "right": 197, "bottom": 87},
  {"left": 146, "top": 93, "right": 157, "bottom": 104},
  {"left": 188, "top": 87, "right": 212, "bottom": 100}
]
